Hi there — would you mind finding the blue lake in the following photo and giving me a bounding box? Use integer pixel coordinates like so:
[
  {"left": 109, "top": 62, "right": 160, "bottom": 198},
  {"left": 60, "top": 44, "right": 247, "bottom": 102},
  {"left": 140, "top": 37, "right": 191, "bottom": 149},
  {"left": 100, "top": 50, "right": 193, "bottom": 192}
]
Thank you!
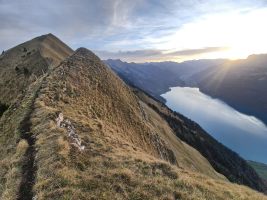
[{"left": 161, "top": 87, "right": 267, "bottom": 164}]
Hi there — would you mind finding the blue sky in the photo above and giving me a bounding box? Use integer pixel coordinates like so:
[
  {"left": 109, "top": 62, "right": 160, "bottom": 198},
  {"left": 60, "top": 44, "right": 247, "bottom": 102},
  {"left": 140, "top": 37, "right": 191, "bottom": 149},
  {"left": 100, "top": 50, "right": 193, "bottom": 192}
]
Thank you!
[{"left": 1, "top": 0, "right": 267, "bottom": 62}]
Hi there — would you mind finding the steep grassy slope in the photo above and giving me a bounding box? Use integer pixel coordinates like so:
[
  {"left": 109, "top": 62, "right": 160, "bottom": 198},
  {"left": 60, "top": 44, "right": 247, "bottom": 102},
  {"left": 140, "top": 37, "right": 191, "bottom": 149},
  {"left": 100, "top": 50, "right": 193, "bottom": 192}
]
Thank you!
[
  {"left": 134, "top": 88, "right": 267, "bottom": 193},
  {"left": 0, "top": 77, "right": 45, "bottom": 199},
  {"left": 31, "top": 47, "right": 223, "bottom": 187},
  {"left": 0, "top": 45, "right": 219, "bottom": 199},
  {"left": 0, "top": 36, "right": 266, "bottom": 199},
  {"left": 0, "top": 34, "right": 73, "bottom": 199},
  {"left": 248, "top": 161, "right": 267, "bottom": 181},
  {"left": 26, "top": 48, "right": 267, "bottom": 199},
  {"left": 107, "top": 58, "right": 267, "bottom": 192}
]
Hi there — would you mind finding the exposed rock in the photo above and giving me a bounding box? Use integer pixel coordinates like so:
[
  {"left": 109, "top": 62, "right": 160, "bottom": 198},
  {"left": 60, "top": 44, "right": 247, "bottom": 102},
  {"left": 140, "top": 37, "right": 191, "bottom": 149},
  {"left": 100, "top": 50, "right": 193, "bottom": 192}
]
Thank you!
[
  {"left": 150, "top": 132, "right": 177, "bottom": 165},
  {"left": 56, "top": 112, "right": 85, "bottom": 151},
  {"left": 139, "top": 101, "right": 148, "bottom": 121}
]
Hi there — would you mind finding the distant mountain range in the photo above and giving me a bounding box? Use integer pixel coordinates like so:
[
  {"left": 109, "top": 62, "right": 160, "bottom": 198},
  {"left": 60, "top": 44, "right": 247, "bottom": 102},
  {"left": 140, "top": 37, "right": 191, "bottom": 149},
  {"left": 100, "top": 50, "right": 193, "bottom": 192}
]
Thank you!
[
  {"left": 104, "top": 59, "right": 227, "bottom": 102},
  {"left": 105, "top": 55, "right": 267, "bottom": 125}
]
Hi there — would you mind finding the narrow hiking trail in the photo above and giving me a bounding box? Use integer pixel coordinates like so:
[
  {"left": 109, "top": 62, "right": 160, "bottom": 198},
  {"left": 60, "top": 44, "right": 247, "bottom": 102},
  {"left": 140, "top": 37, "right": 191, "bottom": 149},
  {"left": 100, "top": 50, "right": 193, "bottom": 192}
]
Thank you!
[
  {"left": 16, "top": 76, "right": 48, "bottom": 200},
  {"left": 18, "top": 116, "right": 37, "bottom": 200}
]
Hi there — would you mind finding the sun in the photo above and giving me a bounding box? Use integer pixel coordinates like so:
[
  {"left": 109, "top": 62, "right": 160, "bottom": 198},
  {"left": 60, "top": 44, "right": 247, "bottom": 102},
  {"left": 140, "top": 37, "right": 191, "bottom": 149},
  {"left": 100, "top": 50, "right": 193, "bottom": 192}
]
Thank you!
[{"left": 159, "top": 7, "right": 267, "bottom": 61}]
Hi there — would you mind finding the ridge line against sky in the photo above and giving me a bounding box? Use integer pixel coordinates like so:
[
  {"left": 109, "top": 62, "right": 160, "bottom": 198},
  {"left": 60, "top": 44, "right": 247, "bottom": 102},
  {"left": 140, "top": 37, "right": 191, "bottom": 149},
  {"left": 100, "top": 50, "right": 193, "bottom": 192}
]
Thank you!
[{"left": 1, "top": 0, "right": 267, "bottom": 62}]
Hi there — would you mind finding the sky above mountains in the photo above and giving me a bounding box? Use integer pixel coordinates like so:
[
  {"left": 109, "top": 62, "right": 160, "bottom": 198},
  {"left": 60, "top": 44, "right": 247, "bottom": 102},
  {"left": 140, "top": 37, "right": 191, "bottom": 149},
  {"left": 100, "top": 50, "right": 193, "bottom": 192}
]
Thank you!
[{"left": 1, "top": 0, "right": 267, "bottom": 62}]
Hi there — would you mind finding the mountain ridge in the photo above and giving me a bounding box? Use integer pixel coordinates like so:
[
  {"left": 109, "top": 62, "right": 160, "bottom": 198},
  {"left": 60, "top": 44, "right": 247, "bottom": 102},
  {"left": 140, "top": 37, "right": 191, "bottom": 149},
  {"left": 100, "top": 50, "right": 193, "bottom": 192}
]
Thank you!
[
  {"left": 0, "top": 35, "right": 266, "bottom": 199},
  {"left": 0, "top": 33, "right": 73, "bottom": 105}
]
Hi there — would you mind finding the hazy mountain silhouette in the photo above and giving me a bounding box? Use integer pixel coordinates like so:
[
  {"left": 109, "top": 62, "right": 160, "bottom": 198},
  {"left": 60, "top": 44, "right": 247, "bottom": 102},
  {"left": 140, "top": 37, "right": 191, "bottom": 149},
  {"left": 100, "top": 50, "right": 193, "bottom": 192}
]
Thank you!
[{"left": 106, "top": 56, "right": 267, "bottom": 125}]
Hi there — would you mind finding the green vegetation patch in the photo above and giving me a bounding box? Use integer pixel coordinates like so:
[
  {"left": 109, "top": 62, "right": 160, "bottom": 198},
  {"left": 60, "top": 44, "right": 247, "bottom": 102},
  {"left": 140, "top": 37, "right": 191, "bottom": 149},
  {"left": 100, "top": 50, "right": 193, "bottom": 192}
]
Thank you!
[{"left": 248, "top": 160, "right": 267, "bottom": 180}]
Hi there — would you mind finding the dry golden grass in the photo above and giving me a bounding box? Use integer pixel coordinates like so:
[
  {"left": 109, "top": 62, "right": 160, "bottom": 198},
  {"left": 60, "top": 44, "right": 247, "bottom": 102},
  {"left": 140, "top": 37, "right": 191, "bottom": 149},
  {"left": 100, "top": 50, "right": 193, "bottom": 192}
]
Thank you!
[
  {"left": 0, "top": 76, "right": 47, "bottom": 199},
  {"left": 0, "top": 33, "right": 73, "bottom": 105},
  {"left": 0, "top": 139, "right": 28, "bottom": 200},
  {"left": 26, "top": 48, "right": 267, "bottom": 199},
  {"left": 0, "top": 33, "right": 72, "bottom": 199},
  {"left": 30, "top": 112, "right": 267, "bottom": 200},
  {"left": 0, "top": 46, "right": 266, "bottom": 200}
]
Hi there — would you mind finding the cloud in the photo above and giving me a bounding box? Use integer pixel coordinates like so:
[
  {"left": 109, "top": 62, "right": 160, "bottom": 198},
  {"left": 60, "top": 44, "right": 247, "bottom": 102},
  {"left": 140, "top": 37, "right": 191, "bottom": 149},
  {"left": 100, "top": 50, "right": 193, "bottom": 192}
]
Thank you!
[
  {"left": 168, "top": 47, "right": 230, "bottom": 56},
  {"left": 0, "top": 1, "right": 122, "bottom": 47},
  {"left": 96, "top": 49, "right": 162, "bottom": 60},
  {"left": 0, "top": 0, "right": 184, "bottom": 50},
  {"left": 96, "top": 47, "right": 229, "bottom": 62},
  {"left": 0, "top": 0, "right": 267, "bottom": 61}
]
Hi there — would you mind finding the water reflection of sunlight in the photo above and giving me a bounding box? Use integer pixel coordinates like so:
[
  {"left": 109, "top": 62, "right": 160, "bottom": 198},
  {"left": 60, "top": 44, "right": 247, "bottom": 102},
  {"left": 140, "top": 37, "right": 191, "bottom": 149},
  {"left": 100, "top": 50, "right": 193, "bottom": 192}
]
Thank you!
[{"left": 161, "top": 86, "right": 267, "bottom": 163}]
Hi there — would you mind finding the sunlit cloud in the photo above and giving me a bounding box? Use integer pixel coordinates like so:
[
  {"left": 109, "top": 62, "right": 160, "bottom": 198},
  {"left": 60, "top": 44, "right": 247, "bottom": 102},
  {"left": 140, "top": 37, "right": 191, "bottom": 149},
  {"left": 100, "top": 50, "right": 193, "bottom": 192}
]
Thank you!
[
  {"left": 96, "top": 47, "right": 229, "bottom": 62},
  {"left": 158, "top": 7, "right": 267, "bottom": 60}
]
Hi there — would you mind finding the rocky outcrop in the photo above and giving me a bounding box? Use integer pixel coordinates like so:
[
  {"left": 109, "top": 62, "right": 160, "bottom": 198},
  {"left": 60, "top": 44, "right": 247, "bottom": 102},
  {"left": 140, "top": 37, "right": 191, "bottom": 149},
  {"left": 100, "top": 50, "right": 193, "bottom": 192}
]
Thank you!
[
  {"left": 150, "top": 132, "right": 177, "bottom": 165},
  {"left": 56, "top": 113, "right": 85, "bottom": 151}
]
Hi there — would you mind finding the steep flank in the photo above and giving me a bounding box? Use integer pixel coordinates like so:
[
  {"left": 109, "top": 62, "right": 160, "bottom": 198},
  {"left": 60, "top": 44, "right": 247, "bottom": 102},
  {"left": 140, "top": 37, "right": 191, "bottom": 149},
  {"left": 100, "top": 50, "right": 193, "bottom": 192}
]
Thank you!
[
  {"left": 0, "top": 36, "right": 267, "bottom": 199},
  {"left": 19, "top": 47, "right": 265, "bottom": 199},
  {"left": 0, "top": 33, "right": 73, "bottom": 105},
  {"left": 0, "top": 77, "right": 45, "bottom": 200},
  {"left": 137, "top": 100, "right": 225, "bottom": 180},
  {"left": 0, "top": 34, "right": 73, "bottom": 199},
  {"left": 134, "top": 88, "right": 267, "bottom": 193},
  {"left": 32, "top": 47, "right": 222, "bottom": 177},
  {"left": 37, "top": 33, "right": 74, "bottom": 66}
]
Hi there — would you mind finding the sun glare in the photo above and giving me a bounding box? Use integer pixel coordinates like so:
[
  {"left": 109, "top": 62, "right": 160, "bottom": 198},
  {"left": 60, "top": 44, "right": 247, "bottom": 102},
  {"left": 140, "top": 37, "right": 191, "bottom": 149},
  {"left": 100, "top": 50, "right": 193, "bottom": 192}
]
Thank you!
[{"left": 161, "top": 7, "right": 267, "bottom": 61}]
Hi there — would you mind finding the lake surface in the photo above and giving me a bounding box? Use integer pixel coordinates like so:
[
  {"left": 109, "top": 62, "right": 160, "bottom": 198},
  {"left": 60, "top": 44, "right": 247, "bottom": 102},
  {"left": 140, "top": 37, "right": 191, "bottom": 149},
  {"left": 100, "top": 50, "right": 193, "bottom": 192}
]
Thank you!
[{"left": 161, "top": 87, "right": 267, "bottom": 164}]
